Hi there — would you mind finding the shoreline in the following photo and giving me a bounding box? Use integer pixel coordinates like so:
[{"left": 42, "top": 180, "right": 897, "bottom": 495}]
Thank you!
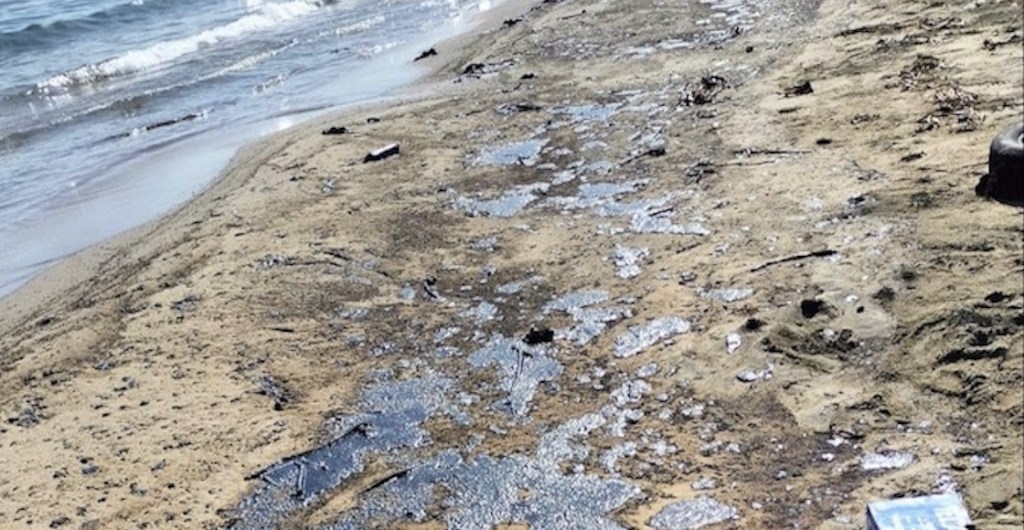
[
  {"left": 2, "top": 0, "right": 1021, "bottom": 528},
  {"left": 0, "top": 0, "right": 530, "bottom": 333}
]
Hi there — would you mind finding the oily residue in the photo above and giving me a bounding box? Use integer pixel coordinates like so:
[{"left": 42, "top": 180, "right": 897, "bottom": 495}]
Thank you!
[
  {"left": 701, "top": 287, "right": 754, "bottom": 303},
  {"left": 596, "top": 194, "right": 710, "bottom": 235},
  {"left": 648, "top": 496, "right": 739, "bottom": 529},
  {"left": 547, "top": 180, "right": 649, "bottom": 210},
  {"left": 229, "top": 376, "right": 464, "bottom": 529},
  {"left": 543, "top": 290, "right": 633, "bottom": 345},
  {"left": 613, "top": 317, "right": 691, "bottom": 358},
  {"left": 455, "top": 182, "right": 551, "bottom": 218},
  {"left": 475, "top": 138, "right": 550, "bottom": 166},
  {"left": 553, "top": 103, "right": 621, "bottom": 123},
  {"left": 325, "top": 414, "right": 640, "bottom": 530},
  {"left": 468, "top": 335, "right": 563, "bottom": 417},
  {"left": 613, "top": 245, "right": 650, "bottom": 279}
]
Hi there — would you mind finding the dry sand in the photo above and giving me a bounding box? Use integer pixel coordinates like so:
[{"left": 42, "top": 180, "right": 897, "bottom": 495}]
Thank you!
[{"left": 1, "top": 0, "right": 1022, "bottom": 528}]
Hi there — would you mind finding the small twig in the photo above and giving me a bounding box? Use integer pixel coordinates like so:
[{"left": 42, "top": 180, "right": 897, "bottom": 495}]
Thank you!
[
  {"left": 750, "top": 249, "right": 838, "bottom": 272},
  {"left": 321, "top": 249, "right": 352, "bottom": 261},
  {"left": 293, "top": 462, "right": 307, "bottom": 497},
  {"left": 720, "top": 160, "right": 781, "bottom": 167},
  {"left": 267, "top": 326, "right": 296, "bottom": 333},
  {"left": 360, "top": 468, "right": 410, "bottom": 495},
  {"left": 732, "top": 147, "right": 811, "bottom": 156}
]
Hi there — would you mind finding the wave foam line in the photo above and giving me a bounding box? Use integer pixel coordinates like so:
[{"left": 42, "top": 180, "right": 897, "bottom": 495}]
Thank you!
[{"left": 33, "top": 0, "right": 320, "bottom": 95}]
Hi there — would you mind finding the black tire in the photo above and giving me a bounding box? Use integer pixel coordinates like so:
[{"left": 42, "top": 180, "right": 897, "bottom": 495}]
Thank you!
[{"left": 976, "top": 122, "right": 1024, "bottom": 206}]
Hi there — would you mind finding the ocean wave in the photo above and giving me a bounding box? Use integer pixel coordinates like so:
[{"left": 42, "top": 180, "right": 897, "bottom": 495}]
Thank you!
[
  {"left": 31, "top": 0, "right": 322, "bottom": 95},
  {"left": 0, "top": 0, "right": 187, "bottom": 53},
  {"left": 1, "top": 36, "right": 298, "bottom": 148}
]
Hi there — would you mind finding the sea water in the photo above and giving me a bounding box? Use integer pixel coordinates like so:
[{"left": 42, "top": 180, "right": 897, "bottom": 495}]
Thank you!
[{"left": 0, "top": 0, "right": 495, "bottom": 296}]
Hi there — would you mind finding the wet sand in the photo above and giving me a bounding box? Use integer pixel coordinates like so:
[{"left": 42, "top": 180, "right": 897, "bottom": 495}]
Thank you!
[{"left": 1, "top": 0, "right": 1022, "bottom": 528}]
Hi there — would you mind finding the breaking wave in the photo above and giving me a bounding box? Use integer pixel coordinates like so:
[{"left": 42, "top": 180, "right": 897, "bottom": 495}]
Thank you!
[{"left": 31, "top": 0, "right": 322, "bottom": 95}]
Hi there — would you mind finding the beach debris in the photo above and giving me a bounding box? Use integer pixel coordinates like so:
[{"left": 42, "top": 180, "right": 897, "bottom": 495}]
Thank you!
[
  {"left": 256, "top": 254, "right": 290, "bottom": 270},
  {"left": 559, "top": 9, "right": 587, "bottom": 20},
  {"left": 982, "top": 32, "right": 1023, "bottom": 51},
  {"left": 614, "top": 317, "right": 690, "bottom": 358},
  {"left": 118, "top": 111, "right": 205, "bottom": 139},
  {"left": 861, "top": 450, "right": 916, "bottom": 471},
  {"left": 363, "top": 143, "right": 400, "bottom": 163},
  {"left": 916, "top": 83, "right": 981, "bottom": 133},
  {"left": 800, "top": 298, "right": 831, "bottom": 319},
  {"left": 467, "top": 335, "right": 563, "bottom": 417},
  {"left": 866, "top": 493, "right": 972, "bottom": 530},
  {"left": 461, "top": 59, "right": 515, "bottom": 77},
  {"left": 784, "top": 81, "right": 814, "bottom": 97},
  {"left": 977, "top": 122, "right": 1024, "bottom": 205},
  {"left": 612, "top": 245, "right": 650, "bottom": 279},
  {"left": 422, "top": 276, "right": 444, "bottom": 301},
  {"left": 750, "top": 249, "right": 839, "bottom": 272},
  {"left": 701, "top": 287, "right": 754, "bottom": 303},
  {"left": 649, "top": 496, "right": 738, "bottom": 529},
  {"left": 736, "top": 364, "right": 773, "bottom": 383},
  {"left": 835, "top": 21, "right": 907, "bottom": 37},
  {"left": 366, "top": 117, "right": 380, "bottom": 123},
  {"left": 256, "top": 375, "right": 294, "bottom": 411},
  {"left": 524, "top": 327, "right": 555, "bottom": 345},
  {"left": 7, "top": 397, "right": 45, "bottom": 428},
  {"left": 736, "top": 371, "right": 758, "bottom": 383},
  {"left": 321, "top": 126, "right": 348, "bottom": 135},
  {"left": 683, "top": 159, "right": 717, "bottom": 184},
  {"left": 413, "top": 48, "right": 437, "bottom": 61},
  {"left": 679, "top": 75, "right": 729, "bottom": 106},
  {"left": 170, "top": 293, "right": 201, "bottom": 313},
  {"left": 891, "top": 54, "right": 943, "bottom": 90},
  {"left": 726, "top": 333, "right": 742, "bottom": 354},
  {"left": 732, "top": 146, "right": 810, "bottom": 157},
  {"left": 496, "top": 102, "right": 543, "bottom": 115},
  {"left": 322, "top": 177, "right": 336, "bottom": 193}
]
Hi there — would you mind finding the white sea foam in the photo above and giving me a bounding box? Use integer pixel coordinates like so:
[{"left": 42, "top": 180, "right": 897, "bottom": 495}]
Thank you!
[
  {"left": 332, "top": 15, "right": 385, "bottom": 36},
  {"left": 34, "top": 0, "right": 319, "bottom": 94}
]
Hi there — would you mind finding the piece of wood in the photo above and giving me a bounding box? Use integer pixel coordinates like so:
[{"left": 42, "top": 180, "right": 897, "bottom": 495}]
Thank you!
[{"left": 750, "top": 249, "right": 838, "bottom": 272}]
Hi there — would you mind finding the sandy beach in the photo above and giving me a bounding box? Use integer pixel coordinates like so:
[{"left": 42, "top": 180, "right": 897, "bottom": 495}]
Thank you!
[{"left": 1, "top": 0, "right": 1022, "bottom": 528}]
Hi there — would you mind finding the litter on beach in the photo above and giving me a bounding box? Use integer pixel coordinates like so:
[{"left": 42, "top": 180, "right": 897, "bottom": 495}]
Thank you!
[{"left": 866, "top": 493, "right": 972, "bottom": 530}]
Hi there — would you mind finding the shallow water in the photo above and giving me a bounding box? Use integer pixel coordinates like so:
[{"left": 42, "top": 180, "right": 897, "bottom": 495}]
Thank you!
[{"left": 0, "top": 0, "right": 497, "bottom": 296}]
